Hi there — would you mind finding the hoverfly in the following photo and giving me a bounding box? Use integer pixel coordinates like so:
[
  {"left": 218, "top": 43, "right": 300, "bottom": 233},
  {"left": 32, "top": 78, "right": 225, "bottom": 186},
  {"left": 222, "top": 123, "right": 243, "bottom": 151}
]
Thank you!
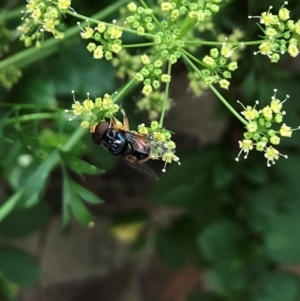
[{"left": 90, "top": 109, "right": 161, "bottom": 180}]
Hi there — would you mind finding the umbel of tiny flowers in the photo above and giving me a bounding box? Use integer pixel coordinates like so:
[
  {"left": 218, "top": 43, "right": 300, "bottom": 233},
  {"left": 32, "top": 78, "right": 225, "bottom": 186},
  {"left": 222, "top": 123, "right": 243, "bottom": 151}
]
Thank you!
[
  {"left": 18, "top": 0, "right": 74, "bottom": 47},
  {"left": 64, "top": 90, "right": 120, "bottom": 127},
  {"left": 249, "top": 1, "right": 300, "bottom": 62},
  {"left": 235, "top": 89, "right": 300, "bottom": 167}
]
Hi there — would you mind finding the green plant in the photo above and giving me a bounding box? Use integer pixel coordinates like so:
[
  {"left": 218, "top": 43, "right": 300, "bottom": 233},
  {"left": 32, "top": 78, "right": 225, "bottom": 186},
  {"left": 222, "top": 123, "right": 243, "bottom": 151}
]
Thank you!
[{"left": 1, "top": 0, "right": 300, "bottom": 300}]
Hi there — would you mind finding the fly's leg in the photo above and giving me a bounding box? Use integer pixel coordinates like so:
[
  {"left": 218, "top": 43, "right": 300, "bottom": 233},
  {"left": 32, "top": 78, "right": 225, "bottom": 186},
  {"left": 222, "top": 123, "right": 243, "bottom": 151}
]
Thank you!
[{"left": 120, "top": 108, "right": 129, "bottom": 130}]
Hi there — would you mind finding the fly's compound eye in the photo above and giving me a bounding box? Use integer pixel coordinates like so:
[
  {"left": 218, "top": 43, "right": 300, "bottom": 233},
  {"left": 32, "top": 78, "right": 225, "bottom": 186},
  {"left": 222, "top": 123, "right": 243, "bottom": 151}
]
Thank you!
[{"left": 92, "top": 122, "right": 109, "bottom": 145}]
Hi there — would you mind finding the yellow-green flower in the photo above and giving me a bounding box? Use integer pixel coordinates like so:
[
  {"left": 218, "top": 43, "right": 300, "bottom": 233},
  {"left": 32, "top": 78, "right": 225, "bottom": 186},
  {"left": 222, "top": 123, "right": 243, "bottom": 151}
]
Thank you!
[{"left": 235, "top": 139, "right": 253, "bottom": 161}]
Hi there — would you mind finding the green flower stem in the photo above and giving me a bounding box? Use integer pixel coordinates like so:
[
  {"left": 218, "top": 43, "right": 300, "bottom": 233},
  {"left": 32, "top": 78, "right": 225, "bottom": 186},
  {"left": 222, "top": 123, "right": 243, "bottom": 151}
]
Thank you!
[
  {"left": 184, "top": 40, "right": 264, "bottom": 46},
  {"left": 122, "top": 42, "right": 156, "bottom": 48},
  {"left": 177, "top": 17, "right": 197, "bottom": 40},
  {"left": 4, "top": 112, "right": 60, "bottom": 125},
  {"left": 0, "top": 0, "right": 129, "bottom": 70},
  {"left": 180, "top": 48, "right": 206, "bottom": 68},
  {"left": 113, "top": 77, "right": 137, "bottom": 103},
  {"left": 113, "top": 52, "right": 162, "bottom": 103},
  {"left": 61, "top": 126, "right": 86, "bottom": 152},
  {"left": 138, "top": 0, "right": 164, "bottom": 32},
  {"left": 66, "top": 10, "right": 154, "bottom": 39},
  {"left": 159, "top": 60, "right": 172, "bottom": 128},
  {"left": 180, "top": 49, "right": 248, "bottom": 126}
]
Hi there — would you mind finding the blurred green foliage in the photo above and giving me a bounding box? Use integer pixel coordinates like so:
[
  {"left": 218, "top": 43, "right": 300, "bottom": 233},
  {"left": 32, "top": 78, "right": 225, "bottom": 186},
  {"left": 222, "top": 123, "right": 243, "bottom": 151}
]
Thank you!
[{"left": 0, "top": 0, "right": 300, "bottom": 300}]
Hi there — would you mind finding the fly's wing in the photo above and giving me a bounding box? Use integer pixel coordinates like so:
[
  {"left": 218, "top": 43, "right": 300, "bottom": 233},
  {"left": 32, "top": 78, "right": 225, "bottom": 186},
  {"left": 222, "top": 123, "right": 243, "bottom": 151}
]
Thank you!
[
  {"left": 120, "top": 158, "right": 159, "bottom": 181},
  {"left": 122, "top": 131, "right": 151, "bottom": 154},
  {"left": 121, "top": 131, "right": 159, "bottom": 180}
]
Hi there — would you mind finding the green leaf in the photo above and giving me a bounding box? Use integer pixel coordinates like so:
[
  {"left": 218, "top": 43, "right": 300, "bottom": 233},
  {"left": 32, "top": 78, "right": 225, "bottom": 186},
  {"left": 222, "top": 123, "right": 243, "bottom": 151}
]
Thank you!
[
  {"left": 47, "top": 42, "right": 116, "bottom": 96},
  {"left": 207, "top": 264, "right": 249, "bottom": 295},
  {"left": 155, "top": 228, "right": 187, "bottom": 270},
  {"left": 245, "top": 188, "right": 282, "bottom": 233},
  {"left": 62, "top": 170, "right": 72, "bottom": 228},
  {"left": 69, "top": 195, "right": 93, "bottom": 227},
  {"left": 22, "top": 150, "right": 59, "bottom": 204},
  {"left": 63, "top": 153, "right": 105, "bottom": 176},
  {"left": 150, "top": 151, "right": 216, "bottom": 207},
  {"left": 62, "top": 172, "right": 93, "bottom": 227},
  {"left": 0, "top": 274, "right": 18, "bottom": 301},
  {"left": 198, "top": 220, "right": 245, "bottom": 263},
  {"left": 211, "top": 162, "right": 234, "bottom": 190},
  {"left": 0, "top": 203, "right": 52, "bottom": 238},
  {"left": 264, "top": 212, "right": 300, "bottom": 264},
  {"left": 0, "top": 245, "right": 39, "bottom": 286},
  {"left": 0, "top": 190, "right": 24, "bottom": 222},
  {"left": 154, "top": 217, "right": 198, "bottom": 270},
  {"left": 71, "top": 180, "right": 104, "bottom": 204},
  {"left": 13, "top": 77, "right": 56, "bottom": 106},
  {"left": 255, "top": 272, "right": 300, "bottom": 301}
]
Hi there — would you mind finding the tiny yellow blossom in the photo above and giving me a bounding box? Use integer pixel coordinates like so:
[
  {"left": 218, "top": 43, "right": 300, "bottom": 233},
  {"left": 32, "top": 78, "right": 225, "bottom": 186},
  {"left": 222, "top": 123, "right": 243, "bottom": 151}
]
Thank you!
[
  {"left": 71, "top": 102, "right": 83, "bottom": 116},
  {"left": 241, "top": 103, "right": 259, "bottom": 120},
  {"left": 80, "top": 26, "right": 94, "bottom": 39},
  {"left": 83, "top": 98, "right": 94, "bottom": 111},
  {"left": 288, "top": 44, "right": 299, "bottom": 58},
  {"left": 279, "top": 123, "right": 292, "bottom": 137},
  {"left": 264, "top": 146, "right": 285, "bottom": 167},
  {"left": 142, "top": 84, "right": 153, "bottom": 96},
  {"left": 270, "top": 99, "right": 283, "bottom": 113},
  {"left": 140, "top": 54, "right": 150, "bottom": 65},
  {"left": 97, "top": 22, "right": 106, "bottom": 33},
  {"left": 102, "top": 94, "right": 113, "bottom": 109},
  {"left": 235, "top": 139, "right": 253, "bottom": 161},
  {"left": 127, "top": 2, "right": 137, "bottom": 12},
  {"left": 138, "top": 124, "right": 149, "bottom": 134},
  {"left": 279, "top": 7, "right": 290, "bottom": 21},
  {"left": 93, "top": 46, "right": 104, "bottom": 59},
  {"left": 246, "top": 122, "right": 258, "bottom": 133},
  {"left": 261, "top": 106, "right": 273, "bottom": 121},
  {"left": 270, "top": 135, "right": 280, "bottom": 145},
  {"left": 110, "top": 26, "right": 123, "bottom": 39},
  {"left": 221, "top": 44, "right": 234, "bottom": 58},
  {"left": 258, "top": 42, "right": 272, "bottom": 56},
  {"left": 219, "top": 79, "right": 230, "bottom": 90},
  {"left": 161, "top": 2, "right": 173, "bottom": 11},
  {"left": 58, "top": 0, "right": 71, "bottom": 10},
  {"left": 110, "top": 44, "right": 122, "bottom": 54}
]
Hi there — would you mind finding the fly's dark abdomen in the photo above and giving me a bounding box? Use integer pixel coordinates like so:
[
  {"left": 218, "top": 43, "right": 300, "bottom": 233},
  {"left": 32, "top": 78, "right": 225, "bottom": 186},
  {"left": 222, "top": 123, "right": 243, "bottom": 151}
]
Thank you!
[
  {"left": 102, "top": 129, "right": 128, "bottom": 155},
  {"left": 130, "top": 147, "right": 150, "bottom": 160}
]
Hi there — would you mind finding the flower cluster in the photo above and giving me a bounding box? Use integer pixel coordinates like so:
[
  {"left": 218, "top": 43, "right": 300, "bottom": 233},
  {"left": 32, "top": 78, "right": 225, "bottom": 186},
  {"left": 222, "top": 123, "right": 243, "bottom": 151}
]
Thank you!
[
  {"left": 83, "top": 20, "right": 123, "bottom": 60},
  {"left": 126, "top": 3, "right": 155, "bottom": 35},
  {"left": 159, "top": 0, "right": 222, "bottom": 22},
  {"left": 249, "top": 2, "right": 300, "bottom": 61},
  {"left": 65, "top": 90, "right": 119, "bottom": 127},
  {"left": 136, "top": 91, "right": 172, "bottom": 119},
  {"left": 135, "top": 54, "right": 171, "bottom": 95},
  {"left": 18, "top": 0, "right": 72, "bottom": 47},
  {"left": 235, "top": 89, "right": 300, "bottom": 167},
  {"left": 0, "top": 66, "right": 22, "bottom": 90},
  {"left": 137, "top": 121, "right": 180, "bottom": 172},
  {"left": 200, "top": 45, "right": 239, "bottom": 90}
]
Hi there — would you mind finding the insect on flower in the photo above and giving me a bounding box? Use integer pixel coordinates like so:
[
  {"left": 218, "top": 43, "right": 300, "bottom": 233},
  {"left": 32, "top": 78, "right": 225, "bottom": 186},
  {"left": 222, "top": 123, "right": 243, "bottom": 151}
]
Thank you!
[{"left": 90, "top": 108, "right": 167, "bottom": 180}]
